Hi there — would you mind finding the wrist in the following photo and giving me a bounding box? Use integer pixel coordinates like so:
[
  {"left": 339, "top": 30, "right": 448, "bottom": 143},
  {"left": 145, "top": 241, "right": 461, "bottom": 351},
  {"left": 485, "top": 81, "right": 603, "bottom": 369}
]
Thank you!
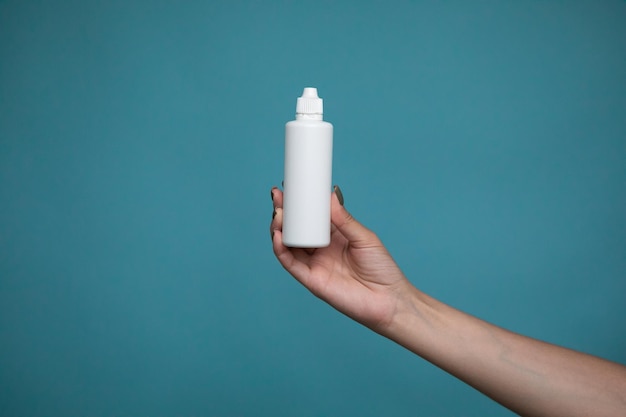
[{"left": 379, "top": 281, "right": 446, "bottom": 355}]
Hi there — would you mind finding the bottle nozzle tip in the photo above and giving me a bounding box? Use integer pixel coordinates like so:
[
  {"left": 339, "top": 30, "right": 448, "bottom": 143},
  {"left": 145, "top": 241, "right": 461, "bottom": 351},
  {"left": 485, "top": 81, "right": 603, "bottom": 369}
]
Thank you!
[{"left": 301, "top": 87, "right": 319, "bottom": 99}]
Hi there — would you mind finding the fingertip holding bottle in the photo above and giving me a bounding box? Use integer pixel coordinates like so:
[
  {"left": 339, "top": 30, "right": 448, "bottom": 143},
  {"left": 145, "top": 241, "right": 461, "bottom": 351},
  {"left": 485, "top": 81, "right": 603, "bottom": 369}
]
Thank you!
[{"left": 334, "top": 185, "right": 344, "bottom": 206}]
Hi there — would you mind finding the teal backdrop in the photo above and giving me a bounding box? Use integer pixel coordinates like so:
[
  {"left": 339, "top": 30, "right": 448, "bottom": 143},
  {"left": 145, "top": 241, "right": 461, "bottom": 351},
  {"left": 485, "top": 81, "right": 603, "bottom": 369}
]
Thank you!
[{"left": 1, "top": 1, "right": 625, "bottom": 416}]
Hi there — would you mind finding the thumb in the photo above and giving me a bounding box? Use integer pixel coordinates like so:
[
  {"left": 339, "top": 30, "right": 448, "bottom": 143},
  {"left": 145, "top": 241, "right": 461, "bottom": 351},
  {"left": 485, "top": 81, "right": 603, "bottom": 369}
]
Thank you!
[{"left": 331, "top": 185, "right": 379, "bottom": 247}]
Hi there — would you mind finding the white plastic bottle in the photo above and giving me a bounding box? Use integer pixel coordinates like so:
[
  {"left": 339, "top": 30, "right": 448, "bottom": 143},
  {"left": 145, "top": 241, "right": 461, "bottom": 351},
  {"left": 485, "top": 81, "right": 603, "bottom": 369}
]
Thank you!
[{"left": 282, "top": 87, "right": 333, "bottom": 248}]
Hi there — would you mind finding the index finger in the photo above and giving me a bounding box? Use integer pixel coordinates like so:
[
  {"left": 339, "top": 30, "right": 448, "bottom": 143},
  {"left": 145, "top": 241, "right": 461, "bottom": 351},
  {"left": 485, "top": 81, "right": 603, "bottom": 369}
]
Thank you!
[{"left": 270, "top": 186, "right": 284, "bottom": 209}]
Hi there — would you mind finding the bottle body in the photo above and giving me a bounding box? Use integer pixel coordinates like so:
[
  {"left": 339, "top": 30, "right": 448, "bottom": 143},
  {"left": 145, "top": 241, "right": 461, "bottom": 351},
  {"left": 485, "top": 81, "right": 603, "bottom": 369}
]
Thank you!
[{"left": 282, "top": 119, "right": 333, "bottom": 247}]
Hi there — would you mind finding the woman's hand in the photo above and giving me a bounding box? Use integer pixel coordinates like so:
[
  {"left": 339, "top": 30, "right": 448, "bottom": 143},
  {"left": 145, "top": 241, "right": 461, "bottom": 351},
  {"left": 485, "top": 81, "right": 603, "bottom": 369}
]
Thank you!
[
  {"left": 269, "top": 185, "right": 626, "bottom": 417},
  {"left": 270, "top": 186, "right": 410, "bottom": 332}
]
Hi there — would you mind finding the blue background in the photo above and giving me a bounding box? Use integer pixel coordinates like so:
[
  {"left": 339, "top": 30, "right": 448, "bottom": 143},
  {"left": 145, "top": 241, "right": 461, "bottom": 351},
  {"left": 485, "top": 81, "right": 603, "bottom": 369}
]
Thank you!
[{"left": 1, "top": 1, "right": 625, "bottom": 416}]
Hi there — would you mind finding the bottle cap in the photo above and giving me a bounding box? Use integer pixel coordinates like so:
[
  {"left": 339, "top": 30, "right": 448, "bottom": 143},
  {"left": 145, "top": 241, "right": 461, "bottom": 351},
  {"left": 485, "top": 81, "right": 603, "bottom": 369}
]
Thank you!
[{"left": 296, "top": 87, "right": 323, "bottom": 116}]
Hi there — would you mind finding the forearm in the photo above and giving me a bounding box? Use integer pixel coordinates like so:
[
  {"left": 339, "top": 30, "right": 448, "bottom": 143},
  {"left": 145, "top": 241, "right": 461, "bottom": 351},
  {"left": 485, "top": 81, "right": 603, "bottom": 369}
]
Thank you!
[{"left": 382, "top": 283, "right": 626, "bottom": 417}]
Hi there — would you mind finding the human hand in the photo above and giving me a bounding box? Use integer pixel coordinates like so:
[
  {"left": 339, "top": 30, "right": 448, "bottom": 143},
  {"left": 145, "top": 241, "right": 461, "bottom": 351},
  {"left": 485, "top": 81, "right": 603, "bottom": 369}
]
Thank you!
[
  {"left": 271, "top": 189, "right": 626, "bottom": 417},
  {"left": 270, "top": 186, "right": 410, "bottom": 332}
]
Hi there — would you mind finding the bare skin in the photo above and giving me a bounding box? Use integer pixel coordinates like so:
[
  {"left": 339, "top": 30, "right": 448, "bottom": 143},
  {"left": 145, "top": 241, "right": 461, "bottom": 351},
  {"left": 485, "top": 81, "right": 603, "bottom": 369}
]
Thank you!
[{"left": 270, "top": 186, "right": 626, "bottom": 417}]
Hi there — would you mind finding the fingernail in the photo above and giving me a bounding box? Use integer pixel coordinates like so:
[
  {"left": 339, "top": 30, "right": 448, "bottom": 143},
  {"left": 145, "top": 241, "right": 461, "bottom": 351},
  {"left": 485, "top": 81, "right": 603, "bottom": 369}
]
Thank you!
[{"left": 334, "top": 185, "right": 344, "bottom": 206}]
